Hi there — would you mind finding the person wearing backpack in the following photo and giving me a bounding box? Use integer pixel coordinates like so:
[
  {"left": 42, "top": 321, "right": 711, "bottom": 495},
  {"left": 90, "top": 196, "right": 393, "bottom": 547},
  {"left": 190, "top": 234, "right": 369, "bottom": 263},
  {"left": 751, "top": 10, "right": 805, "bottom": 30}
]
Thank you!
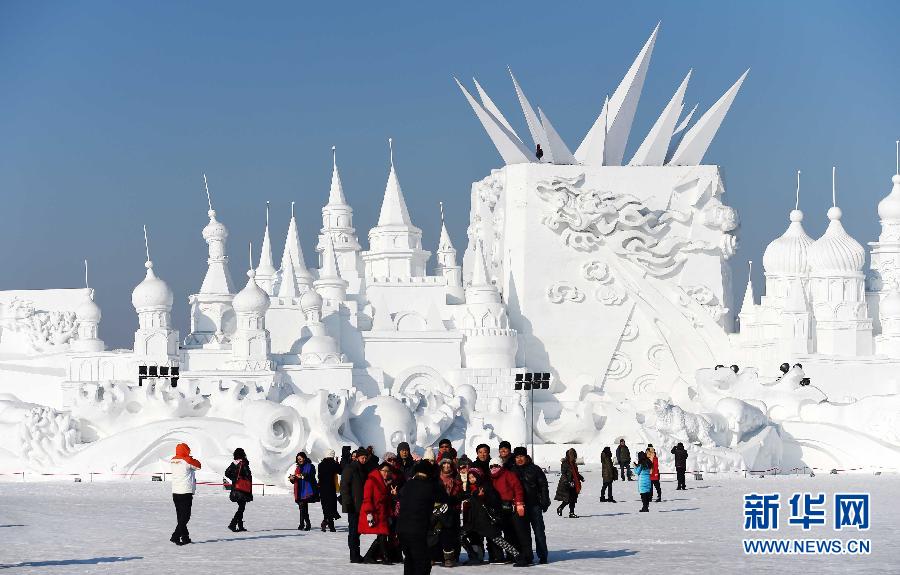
[
  {"left": 288, "top": 451, "right": 318, "bottom": 531},
  {"left": 224, "top": 447, "right": 253, "bottom": 532}
]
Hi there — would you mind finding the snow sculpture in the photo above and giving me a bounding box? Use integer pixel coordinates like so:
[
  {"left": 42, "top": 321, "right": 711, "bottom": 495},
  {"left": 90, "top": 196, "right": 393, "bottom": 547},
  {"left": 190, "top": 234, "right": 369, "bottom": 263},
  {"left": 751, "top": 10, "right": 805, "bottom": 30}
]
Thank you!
[{"left": 3, "top": 26, "right": 900, "bottom": 480}]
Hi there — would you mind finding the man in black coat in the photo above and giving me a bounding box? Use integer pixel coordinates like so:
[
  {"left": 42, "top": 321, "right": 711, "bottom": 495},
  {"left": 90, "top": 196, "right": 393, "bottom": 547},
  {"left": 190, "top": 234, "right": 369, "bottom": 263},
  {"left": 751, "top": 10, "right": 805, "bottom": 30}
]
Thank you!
[
  {"left": 513, "top": 447, "right": 550, "bottom": 564},
  {"left": 397, "top": 461, "right": 451, "bottom": 575},
  {"left": 318, "top": 450, "right": 342, "bottom": 531},
  {"left": 396, "top": 441, "right": 416, "bottom": 479},
  {"left": 671, "top": 442, "right": 689, "bottom": 490},
  {"left": 616, "top": 439, "right": 633, "bottom": 481},
  {"left": 340, "top": 448, "right": 369, "bottom": 563}
]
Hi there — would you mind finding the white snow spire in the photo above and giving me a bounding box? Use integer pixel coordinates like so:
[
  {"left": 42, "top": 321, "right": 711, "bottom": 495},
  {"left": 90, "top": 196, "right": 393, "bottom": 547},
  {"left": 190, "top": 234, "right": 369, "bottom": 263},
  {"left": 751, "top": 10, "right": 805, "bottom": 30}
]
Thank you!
[
  {"left": 328, "top": 145, "right": 348, "bottom": 205},
  {"left": 438, "top": 201, "right": 454, "bottom": 252},
  {"left": 509, "top": 67, "right": 551, "bottom": 161},
  {"left": 455, "top": 77, "right": 533, "bottom": 165},
  {"left": 256, "top": 201, "right": 276, "bottom": 273},
  {"left": 538, "top": 107, "right": 577, "bottom": 164},
  {"left": 143, "top": 224, "right": 151, "bottom": 264},
  {"left": 668, "top": 69, "right": 748, "bottom": 165},
  {"left": 630, "top": 70, "right": 692, "bottom": 166},
  {"left": 739, "top": 260, "right": 755, "bottom": 318},
  {"left": 472, "top": 77, "right": 522, "bottom": 141},
  {"left": 84, "top": 259, "right": 90, "bottom": 290},
  {"left": 601, "top": 22, "right": 660, "bottom": 166},
  {"left": 795, "top": 170, "right": 801, "bottom": 211},
  {"left": 574, "top": 96, "right": 609, "bottom": 166},
  {"left": 377, "top": 138, "right": 414, "bottom": 226},
  {"left": 198, "top": 174, "right": 235, "bottom": 295},
  {"left": 280, "top": 200, "right": 314, "bottom": 291}
]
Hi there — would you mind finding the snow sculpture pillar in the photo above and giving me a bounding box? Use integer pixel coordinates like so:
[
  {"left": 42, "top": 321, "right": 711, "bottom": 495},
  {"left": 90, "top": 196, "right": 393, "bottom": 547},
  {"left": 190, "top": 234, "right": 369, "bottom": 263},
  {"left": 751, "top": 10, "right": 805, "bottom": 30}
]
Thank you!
[
  {"left": 185, "top": 192, "right": 236, "bottom": 348},
  {"left": 868, "top": 172, "right": 900, "bottom": 332},
  {"left": 435, "top": 203, "right": 464, "bottom": 303},
  {"left": 362, "top": 140, "right": 430, "bottom": 279},
  {"left": 132, "top": 260, "right": 179, "bottom": 367},
  {"left": 461, "top": 241, "right": 517, "bottom": 368},
  {"left": 71, "top": 289, "right": 105, "bottom": 352},
  {"left": 227, "top": 267, "right": 272, "bottom": 370},
  {"left": 318, "top": 147, "right": 362, "bottom": 285},
  {"left": 809, "top": 202, "right": 873, "bottom": 355}
]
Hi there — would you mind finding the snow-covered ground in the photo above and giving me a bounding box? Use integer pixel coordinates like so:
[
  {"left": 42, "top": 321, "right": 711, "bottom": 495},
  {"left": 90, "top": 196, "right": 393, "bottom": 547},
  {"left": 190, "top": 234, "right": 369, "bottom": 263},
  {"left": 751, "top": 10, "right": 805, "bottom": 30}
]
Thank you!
[{"left": 1, "top": 471, "right": 898, "bottom": 573}]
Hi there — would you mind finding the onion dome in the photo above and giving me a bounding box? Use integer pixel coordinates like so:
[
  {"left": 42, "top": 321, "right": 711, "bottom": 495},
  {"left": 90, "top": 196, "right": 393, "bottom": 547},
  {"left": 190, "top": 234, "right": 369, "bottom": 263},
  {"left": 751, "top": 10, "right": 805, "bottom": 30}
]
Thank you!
[
  {"left": 881, "top": 289, "right": 900, "bottom": 320},
  {"left": 301, "top": 333, "right": 339, "bottom": 356},
  {"left": 232, "top": 270, "right": 270, "bottom": 314},
  {"left": 202, "top": 210, "right": 228, "bottom": 242},
  {"left": 300, "top": 289, "right": 323, "bottom": 313},
  {"left": 76, "top": 290, "right": 102, "bottom": 323},
  {"left": 877, "top": 175, "right": 900, "bottom": 223},
  {"left": 762, "top": 209, "right": 814, "bottom": 275},
  {"left": 808, "top": 207, "right": 866, "bottom": 275},
  {"left": 131, "top": 261, "right": 174, "bottom": 310}
]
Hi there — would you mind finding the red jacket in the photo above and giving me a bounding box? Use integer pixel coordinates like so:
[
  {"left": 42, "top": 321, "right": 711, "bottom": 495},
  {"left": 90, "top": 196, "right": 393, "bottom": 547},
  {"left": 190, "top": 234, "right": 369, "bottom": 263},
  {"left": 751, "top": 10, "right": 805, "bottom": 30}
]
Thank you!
[
  {"left": 490, "top": 467, "right": 524, "bottom": 504},
  {"left": 359, "top": 469, "right": 391, "bottom": 535},
  {"left": 650, "top": 456, "right": 660, "bottom": 481}
]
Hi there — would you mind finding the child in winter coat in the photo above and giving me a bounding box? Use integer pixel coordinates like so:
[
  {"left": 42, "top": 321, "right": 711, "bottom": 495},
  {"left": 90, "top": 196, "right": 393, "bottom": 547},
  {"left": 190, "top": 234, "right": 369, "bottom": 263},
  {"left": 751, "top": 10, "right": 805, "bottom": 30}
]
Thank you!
[
  {"left": 647, "top": 445, "right": 662, "bottom": 502},
  {"left": 170, "top": 443, "right": 201, "bottom": 545},
  {"left": 600, "top": 446, "right": 617, "bottom": 502},
  {"left": 634, "top": 452, "right": 653, "bottom": 512},
  {"left": 288, "top": 452, "right": 318, "bottom": 531},
  {"left": 554, "top": 448, "right": 585, "bottom": 517},
  {"left": 224, "top": 448, "right": 253, "bottom": 532},
  {"left": 461, "top": 467, "right": 511, "bottom": 565},
  {"left": 359, "top": 462, "right": 394, "bottom": 565}
]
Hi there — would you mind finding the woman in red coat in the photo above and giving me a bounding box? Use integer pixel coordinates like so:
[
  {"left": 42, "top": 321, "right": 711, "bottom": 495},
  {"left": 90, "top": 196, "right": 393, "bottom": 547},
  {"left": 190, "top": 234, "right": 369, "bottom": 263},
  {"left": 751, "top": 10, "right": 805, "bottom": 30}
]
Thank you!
[
  {"left": 647, "top": 445, "right": 662, "bottom": 502},
  {"left": 359, "top": 462, "right": 394, "bottom": 564}
]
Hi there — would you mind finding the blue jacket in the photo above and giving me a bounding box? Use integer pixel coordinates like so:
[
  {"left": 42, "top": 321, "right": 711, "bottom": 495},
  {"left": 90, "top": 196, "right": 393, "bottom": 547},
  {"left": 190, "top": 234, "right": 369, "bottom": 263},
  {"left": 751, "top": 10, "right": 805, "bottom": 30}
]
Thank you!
[{"left": 633, "top": 463, "right": 651, "bottom": 494}]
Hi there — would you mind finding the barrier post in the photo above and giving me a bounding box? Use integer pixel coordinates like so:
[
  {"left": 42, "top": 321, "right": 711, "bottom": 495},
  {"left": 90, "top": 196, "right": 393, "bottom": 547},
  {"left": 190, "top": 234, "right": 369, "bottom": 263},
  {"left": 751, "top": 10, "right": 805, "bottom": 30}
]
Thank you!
[
  {"left": 262, "top": 483, "right": 265, "bottom": 496},
  {"left": 90, "top": 472, "right": 93, "bottom": 483}
]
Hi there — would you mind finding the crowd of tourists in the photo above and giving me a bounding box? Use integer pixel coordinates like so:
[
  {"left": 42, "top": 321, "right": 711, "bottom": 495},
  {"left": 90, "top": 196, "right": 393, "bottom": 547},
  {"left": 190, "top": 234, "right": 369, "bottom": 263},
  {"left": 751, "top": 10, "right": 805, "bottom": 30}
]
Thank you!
[{"left": 166, "top": 438, "right": 691, "bottom": 572}]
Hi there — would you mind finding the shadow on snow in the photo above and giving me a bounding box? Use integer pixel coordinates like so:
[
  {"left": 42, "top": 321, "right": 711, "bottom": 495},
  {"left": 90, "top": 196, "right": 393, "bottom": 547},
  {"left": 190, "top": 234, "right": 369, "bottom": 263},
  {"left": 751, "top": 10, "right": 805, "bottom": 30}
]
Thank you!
[
  {"left": 550, "top": 548, "right": 638, "bottom": 561},
  {"left": 0, "top": 556, "right": 142, "bottom": 570}
]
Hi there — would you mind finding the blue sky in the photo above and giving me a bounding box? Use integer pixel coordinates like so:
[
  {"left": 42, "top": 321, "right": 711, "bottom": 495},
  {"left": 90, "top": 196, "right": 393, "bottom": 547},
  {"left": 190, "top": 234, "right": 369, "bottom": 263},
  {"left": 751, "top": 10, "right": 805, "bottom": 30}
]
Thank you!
[{"left": 1, "top": 1, "right": 898, "bottom": 348}]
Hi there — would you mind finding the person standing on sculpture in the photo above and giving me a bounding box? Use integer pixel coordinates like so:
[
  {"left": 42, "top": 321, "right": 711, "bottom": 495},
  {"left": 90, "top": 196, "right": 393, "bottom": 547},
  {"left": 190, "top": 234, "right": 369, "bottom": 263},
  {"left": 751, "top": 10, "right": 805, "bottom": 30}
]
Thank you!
[
  {"left": 512, "top": 446, "right": 550, "bottom": 564},
  {"left": 317, "top": 449, "right": 342, "bottom": 531},
  {"left": 671, "top": 442, "right": 689, "bottom": 490},
  {"left": 554, "top": 448, "right": 584, "bottom": 518},
  {"left": 616, "top": 439, "right": 633, "bottom": 481},
  {"left": 289, "top": 452, "right": 318, "bottom": 531},
  {"left": 634, "top": 452, "right": 653, "bottom": 512},
  {"left": 170, "top": 442, "right": 201, "bottom": 545},
  {"left": 225, "top": 448, "right": 253, "bottom": 532},
  {"left": 341, "top": 447, "right": 370, "bottom": 563},
  {"left": 600, "top": 446, "right": 617, "bottom": 503},
  {"left": 647, "top": 444, "right": 662, "bottom": 502}
]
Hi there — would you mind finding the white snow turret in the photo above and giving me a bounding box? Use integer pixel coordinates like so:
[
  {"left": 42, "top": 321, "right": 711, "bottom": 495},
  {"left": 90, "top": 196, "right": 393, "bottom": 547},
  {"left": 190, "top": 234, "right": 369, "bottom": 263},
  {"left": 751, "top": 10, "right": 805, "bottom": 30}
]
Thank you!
[
  {"left": 279, "top": 202, "right": 315, "bottom": 294},
  {"left": 362, "top": 139, "right": 430, "bottom": 279},
  {"left": 132, "top": 229, "right": 179, "bottom": 366},
  {"left": 435, "top": 202, "right": 464, "bottom": 303},
  {"left": 73, "top": 284, "right": 105, "bottom": 353},
  {"left": 227, "top": 261, "right": 272, "bottom": 370},
  {"left": 255, "top": 202, "right": 278, "bottom": 295},
  {"left": 318, "top": 146, "right": 362, "bottom": 282}
]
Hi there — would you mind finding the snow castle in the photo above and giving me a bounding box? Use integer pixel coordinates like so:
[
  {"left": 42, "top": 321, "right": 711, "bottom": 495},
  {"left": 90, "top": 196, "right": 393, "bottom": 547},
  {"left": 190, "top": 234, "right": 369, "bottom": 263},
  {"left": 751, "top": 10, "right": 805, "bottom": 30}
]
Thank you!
[{"left": 2, "top": 25, "right": 900, "bottom": 484}]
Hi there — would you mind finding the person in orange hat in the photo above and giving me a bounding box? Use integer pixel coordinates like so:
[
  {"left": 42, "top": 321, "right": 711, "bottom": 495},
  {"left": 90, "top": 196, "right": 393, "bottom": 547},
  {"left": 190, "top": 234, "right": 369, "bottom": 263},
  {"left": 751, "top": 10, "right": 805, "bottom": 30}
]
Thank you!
[{"left": 170, "top": 442, "right": 201, "bottom": 545}]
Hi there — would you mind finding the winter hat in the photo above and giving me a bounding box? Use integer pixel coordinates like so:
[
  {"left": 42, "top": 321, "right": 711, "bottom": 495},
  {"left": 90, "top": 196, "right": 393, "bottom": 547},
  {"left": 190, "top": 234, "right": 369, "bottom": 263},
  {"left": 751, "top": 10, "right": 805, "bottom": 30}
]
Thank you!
[
  {"left": 423, "top": 447, "right": 436, "bottom": 461},
  {"left": 383, "top": 452, "right": 397, "bottom": 462},
  {"left": 499, "top": 440, "right": 512, "bottom": 450},
  {"left": 457, "top": 455, "right": 472, "bottom": 468},
  {"left": 355, "top": 447, "right": 369, "bottom": 457},
  {"left": 325, "top": 449, "right": 336, "bottom": 458},
  {"left": 397, "top": 441, "right": 411, "bottom": 453},
  {"left": 512, "top": 446, "right": 528, "bottom": 457},
  {"left": 489, "top": 457, "right": 503, "bottom": 467},
  {"left": 413, "top": 460, "right": 433, "bottom": 476},
  {"left": 467, "top": 467, "right": 484, "bottom": 484},
  {"left": 175, "top": 443, "right": 191, "bottom": 458},
  {"left": 439, "top": 438, "right": 452, "bottom": 448}
]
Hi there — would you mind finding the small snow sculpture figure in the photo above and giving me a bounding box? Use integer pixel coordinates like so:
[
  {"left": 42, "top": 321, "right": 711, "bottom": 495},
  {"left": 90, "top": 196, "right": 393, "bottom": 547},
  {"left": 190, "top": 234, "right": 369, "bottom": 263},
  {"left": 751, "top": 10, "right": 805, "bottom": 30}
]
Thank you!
[
  {"left": 225, "top": 447, "right": 253, "bottom": 532},
  {"left": 170, "top": 443, "right": 201, "bottom": 545},
  {"left": 535, "top": 144, "right": 544, "bottom": 160}
]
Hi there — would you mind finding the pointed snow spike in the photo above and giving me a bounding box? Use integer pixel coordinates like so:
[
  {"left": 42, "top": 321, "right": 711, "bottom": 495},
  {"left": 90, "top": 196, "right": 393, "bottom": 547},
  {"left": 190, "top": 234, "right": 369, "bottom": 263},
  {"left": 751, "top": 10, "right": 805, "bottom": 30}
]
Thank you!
[
  {"left": 669, "top": 70, "right": 749, "bottom": 166},
  {"left": 455, "top": 77, "right": 534, "bottom": 165},
  {"left": 508, "top": 67, "right": 551, "bottom": 161},
  {"left": 538, "top": 107, "right": 577, "bottom": 164},
  {"left": 674, "top": 102, "right": 698, "bottom": 135},
  {"left": 630, "top": 69, "right": 692, "bottom": 166},
  {"left": 257, "top": 205, "right": 277, "bottom": 276},
  {"left": 574, "top": 96, "right": 609, "bottom": 165},
  {"left": 377, "top": 147, "right": 414, "bottom": 227},
  {"left": 277, "top": 254, "right": 299, "bottom": 298},
  {"left": 328, "top": 146, "right": 348, "bottom": 205},
  {"left": 473, "top": 77, "right": 522, "bottom": 143},
  {"left": 599, "top": 23, "right": 660, "bottom": 166},
  {"left": 665, "top": 103, "right": 699, "bottom": 164}
]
